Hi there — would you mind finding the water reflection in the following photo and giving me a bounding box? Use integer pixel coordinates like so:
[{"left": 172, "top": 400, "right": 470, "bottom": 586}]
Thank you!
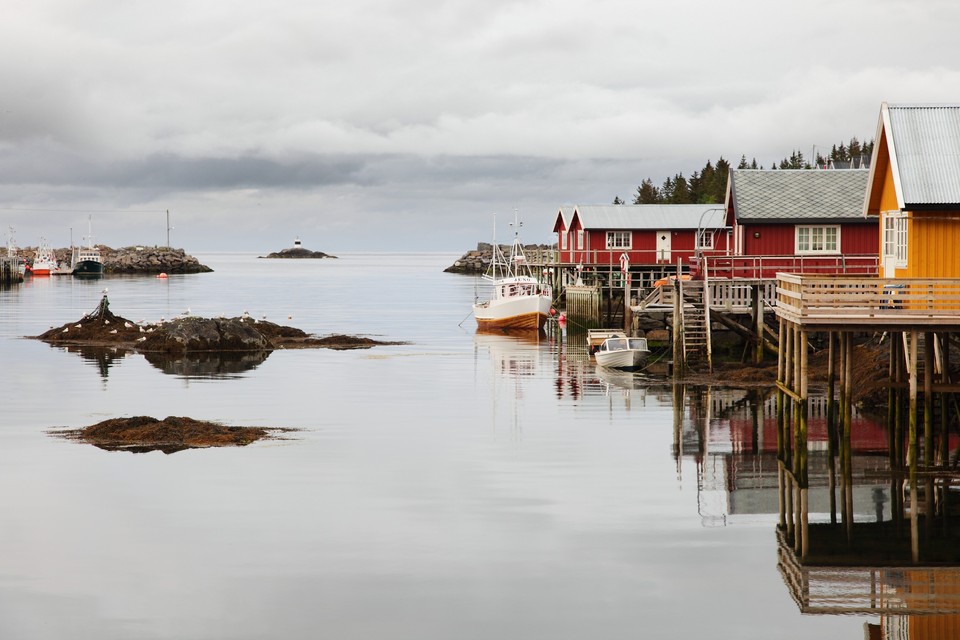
[
  {"left": 677, "top": 386, "right": 960, "bottom": 634},
  {"left": 143, "top": 350, "right": 270, "bottom": 379},
  {"left": 60, "top": 344, "right": 131, "bottom": 378},
  {"left": 53, "top": 343, "right": 270, "bottom": 379}
]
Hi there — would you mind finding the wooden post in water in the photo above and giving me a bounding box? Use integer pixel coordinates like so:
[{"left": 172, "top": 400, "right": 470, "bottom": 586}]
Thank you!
[
  {"left": 843, "top": 333, "right": 854, "bottom": 543},
  {"left": 942, "top": 334, "right": 951, "bottom": 468},
  {"left": 672, "top": 274, "right": 683, "bottom": 377},
  {"left": 924, "top": 331, "right": 934, "bottom": 468},
  {"left": 799, "top": 328, "right": 809, "bottom": 559},
  {"left": 907, "top": 330, "right": 919, "bottom": 563},
  {"left": 752, "top": 284, "right": 763, "bottom": 365}
]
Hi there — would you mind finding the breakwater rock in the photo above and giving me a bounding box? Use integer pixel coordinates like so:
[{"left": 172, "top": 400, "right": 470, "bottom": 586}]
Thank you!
[
  {"left": 40, "top": 245, "right": 212, "bottom": 274},
  {"left": 259, "top": 247, "right": 337, "bottom": 259},
  {"left": 444, "top": 242, "right": 557, "bottom": 274}
]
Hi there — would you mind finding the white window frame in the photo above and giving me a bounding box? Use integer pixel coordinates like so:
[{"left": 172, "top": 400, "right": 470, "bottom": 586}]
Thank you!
[
  {"left": 576, "top": 229, "right": 584, "bottom": 250},
  {"left": 697, "top": 229, "right": 713, "bottom": 250},
  {"left": 795, "top": 225, "right": 840, "bottom": 255},
  {"left": 561, "top": 231, "right": 568, "bottom": 251},
  {"left": 606, "top": 231, "right": 631, "bottom": 250}
]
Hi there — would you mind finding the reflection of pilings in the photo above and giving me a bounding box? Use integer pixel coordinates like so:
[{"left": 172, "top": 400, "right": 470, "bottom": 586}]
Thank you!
[{"left": 827, "top": 332, "right": 838, "bottom": 525}]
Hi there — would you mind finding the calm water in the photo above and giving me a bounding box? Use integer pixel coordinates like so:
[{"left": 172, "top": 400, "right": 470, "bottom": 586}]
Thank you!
[{"left": 0, "top": 253, "right": 920, "bottom": 639}]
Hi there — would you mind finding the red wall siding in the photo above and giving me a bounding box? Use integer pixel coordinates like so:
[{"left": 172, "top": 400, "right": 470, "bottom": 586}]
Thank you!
[{"left": 741, "top": 222, "right": 878, "bottom": 256}]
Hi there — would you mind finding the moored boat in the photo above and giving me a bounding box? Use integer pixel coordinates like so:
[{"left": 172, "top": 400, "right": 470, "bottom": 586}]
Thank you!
[
  {"left": 26, "top": 239, "right": 57, "bottom": 276},
  {"left": 594, "top": 336, "right": 651, "bottom": 371},
  {"left": 473, "top": 213, "right": 553, "bottom": 331},
  {"left": 72, "top": 217, "right": 104, "bottom": 276}
]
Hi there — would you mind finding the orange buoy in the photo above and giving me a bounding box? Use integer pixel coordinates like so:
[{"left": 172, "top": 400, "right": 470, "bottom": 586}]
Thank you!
[{"left": 157, "top": 273, "right": 168, "bottom": 279}]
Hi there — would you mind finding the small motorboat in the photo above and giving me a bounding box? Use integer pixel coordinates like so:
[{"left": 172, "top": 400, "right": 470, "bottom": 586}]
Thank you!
[{"left": 594, "top": 336, "right": 651, "bottom": 371}]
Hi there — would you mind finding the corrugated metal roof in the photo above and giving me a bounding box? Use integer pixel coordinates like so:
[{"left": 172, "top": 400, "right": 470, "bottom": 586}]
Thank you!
[
  {"left": 729, "top": 169, "right": 870, "bottom": 223},
  {"left": 573, "top": 204, "right": 726, "bottom": 230},
  {"left": 887, "top": 104, "right": 960, "bottom": 206}
]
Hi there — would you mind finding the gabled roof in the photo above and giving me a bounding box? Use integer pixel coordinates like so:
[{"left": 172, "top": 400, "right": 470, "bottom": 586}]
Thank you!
[
  {"left": 727, "top": 169, "right": 871, "bottom": 224},
  {"left": 571, "top": 204, "right": 726, "bottom": 231},
  {"left": 868, "top": 103, "right": 960, "bottom": 210},
  {"left": 552, "top": 206, "right": 575, "bottom": 232}
]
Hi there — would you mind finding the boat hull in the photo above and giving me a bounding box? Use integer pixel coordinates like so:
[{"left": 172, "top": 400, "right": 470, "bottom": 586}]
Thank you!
[
  {"left": 474, "top": 295, "right": 551, "bottom": 331},
  {"left": 595, "top": 349, "right": 648, "bottom": 370},
  {"left": 73, "top": 260, "right": 104, "bottom": 276}
]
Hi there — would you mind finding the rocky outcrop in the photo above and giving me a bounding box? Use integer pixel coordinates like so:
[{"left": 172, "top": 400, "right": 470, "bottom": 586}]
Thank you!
[
  {"left": 444, "top": 242, "right": 556, "bottom": 274},
  {"left": 259, "top": 247, "right": 337, "bottom": 259},
  {"left": 33, "top": 295, "right": 405, "bottom": 354},
  {"left": 101, "top": 246, "right": 212, "bottom": 274}
]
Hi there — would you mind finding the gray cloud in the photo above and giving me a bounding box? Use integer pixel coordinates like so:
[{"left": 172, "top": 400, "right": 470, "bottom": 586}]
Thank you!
[{"left": 1, "top": 0, "right": 960, "bottom": 251}]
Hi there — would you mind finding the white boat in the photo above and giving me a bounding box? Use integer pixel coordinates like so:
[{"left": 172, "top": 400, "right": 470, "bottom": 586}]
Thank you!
[
  {"left": 594, "top": 336, "right": 651, "bottom": 370},
  {"left": 473, "top": 213, "right": 553, "bottom": 331},
  {"left": 5, "top": 227, "right": 26, "bottom": 276},
  {"left": 26, "top": 238, "right": 57, "bottom": 276}
]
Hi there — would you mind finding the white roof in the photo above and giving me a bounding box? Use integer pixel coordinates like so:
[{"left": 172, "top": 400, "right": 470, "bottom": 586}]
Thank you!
[
  {"left": 881, "top": 103, "right": 960, "bottom": 207},
  {"left": 573, "top": 204, "right": 726, "bottom": 230}
]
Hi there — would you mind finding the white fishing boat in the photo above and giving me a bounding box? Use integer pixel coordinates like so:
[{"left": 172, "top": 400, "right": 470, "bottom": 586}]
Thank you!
[
  {"left": 5, "top": 227, "right": 26, "bottom": 276},
  {"left": 26, "top": 238, "right": 57, "bottom": 276},
  {"left": 594, "top": 336, "right": 651, "bottom": 371},
  {"left": 473, "top": 213, "right": 553, "bottom": 331}
]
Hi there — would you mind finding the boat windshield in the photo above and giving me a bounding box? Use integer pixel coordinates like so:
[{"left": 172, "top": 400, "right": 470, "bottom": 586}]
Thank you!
[
  {"left": 628, "top": 338, "right": 648, "bottom": 350},
  {"left": 604, "top": 338, "right": 628, "bottom": 351}
]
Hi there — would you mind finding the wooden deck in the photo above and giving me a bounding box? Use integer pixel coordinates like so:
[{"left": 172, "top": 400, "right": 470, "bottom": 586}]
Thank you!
[{"left": 776, "top": 273, "right": 960, "bottom": 330}]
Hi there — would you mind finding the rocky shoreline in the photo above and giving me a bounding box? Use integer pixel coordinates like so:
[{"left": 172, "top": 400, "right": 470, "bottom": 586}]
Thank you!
[
  {"left": 444, "top": 242, "right": 556, "bottom": 274},
  {"left": 25, "top": 245, "right": 212, "bottom": 274}
]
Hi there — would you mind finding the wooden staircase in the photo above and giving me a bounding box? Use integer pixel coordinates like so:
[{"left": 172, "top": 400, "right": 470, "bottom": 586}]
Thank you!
[{"left": 681, "top": 280, "right": 710, "bottom": 365}]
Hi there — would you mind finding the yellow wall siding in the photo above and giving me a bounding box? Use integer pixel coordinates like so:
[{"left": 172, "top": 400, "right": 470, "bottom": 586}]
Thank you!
[
  {"left": 907, "top": 212, "right": 960, "bottom": 278},
  {"left": 880, "top": 161, "right": 899, "bottom": 212}
]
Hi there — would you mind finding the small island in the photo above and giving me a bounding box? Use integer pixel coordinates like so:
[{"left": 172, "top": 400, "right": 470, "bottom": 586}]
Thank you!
[
  {"left": 259, "top": 237, "right": 337, "bottom": 259},
  {"left": 50, "top": 416, "right": 292, "bottom": 454},
  {"left": 34, "top": 295, "right": 402, "bottom": 354}
]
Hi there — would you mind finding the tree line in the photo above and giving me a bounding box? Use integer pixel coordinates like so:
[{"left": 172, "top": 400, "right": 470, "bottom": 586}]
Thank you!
[{"left": 615, "top": 137, "right": 875, "bottom": 205}]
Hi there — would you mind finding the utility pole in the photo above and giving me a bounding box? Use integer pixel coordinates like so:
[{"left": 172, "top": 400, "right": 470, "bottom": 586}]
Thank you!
[{"left": 166, "top": 210, "right": 171, "bottom": 248}]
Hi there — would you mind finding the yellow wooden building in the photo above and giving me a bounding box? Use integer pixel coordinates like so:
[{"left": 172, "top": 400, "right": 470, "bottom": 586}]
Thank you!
[{"left": 864, "top": 103, "right": 960, "bottom": 278}]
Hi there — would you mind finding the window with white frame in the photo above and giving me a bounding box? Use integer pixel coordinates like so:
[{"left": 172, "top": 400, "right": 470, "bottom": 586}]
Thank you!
[
  {"left": 561, "top": 231, "right": 568, "bottom": 251},
  {"left": 606, "top": 231, "right": 631, "bottom": 249},
  {"left": 795, "top": 225, "right": 840, "bottom": 254},
  {"left": 697, "top": 229, "right": 713, "bottom": 249},
  {"left": 883, "top": 213, "right": 908, "bottom": 266},
  {"left": 577, "top": 229, "right": 584, "bottom": 250}
]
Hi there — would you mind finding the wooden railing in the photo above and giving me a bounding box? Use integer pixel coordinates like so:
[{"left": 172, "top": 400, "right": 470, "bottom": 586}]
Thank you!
[
  {"left": 638, "top": 279, "right": 776, "bottom": 313},
  {"left": 776, "top": 274, "right": 960, "bottom": 326},
  {"left": 702, "top": 254, "right": 878, "bottom": 280}
]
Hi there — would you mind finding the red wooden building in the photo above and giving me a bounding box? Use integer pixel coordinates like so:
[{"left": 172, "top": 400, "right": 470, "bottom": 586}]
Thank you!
[
  {"left": 717, "top": 169, "right": 879, "bottom": 279},
  {"left": 552, "top": 204, "right": 729, "bottom": 269}
]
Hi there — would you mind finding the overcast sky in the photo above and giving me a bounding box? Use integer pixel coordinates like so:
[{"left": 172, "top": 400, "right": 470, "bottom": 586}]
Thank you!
[{"left": 2, "top": 0, "right": 959, "bottom": 252}]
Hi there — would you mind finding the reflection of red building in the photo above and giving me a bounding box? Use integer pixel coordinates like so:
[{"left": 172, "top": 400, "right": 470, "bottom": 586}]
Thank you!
[{"left": 720, "top": 396, "right": 890, "bottom": 454}]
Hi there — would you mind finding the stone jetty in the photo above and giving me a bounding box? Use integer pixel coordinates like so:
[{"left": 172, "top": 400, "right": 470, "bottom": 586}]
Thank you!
[
  {"left": 444, "top": 242, "right": 556, "bottom": 274},
  {"left": 26, "top": 245, "right": 213, "bottom": 274}
]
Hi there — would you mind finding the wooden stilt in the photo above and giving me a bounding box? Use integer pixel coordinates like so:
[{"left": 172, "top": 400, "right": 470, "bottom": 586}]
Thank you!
[
  {"left": 908, "top": 330, "right": 920, "bottom": 563},
  {"left": 826, "top": 332, "right": 837, "bottom": 525},
  {"left": 925, "top": 331, "right": 934, "bottom": 467}
]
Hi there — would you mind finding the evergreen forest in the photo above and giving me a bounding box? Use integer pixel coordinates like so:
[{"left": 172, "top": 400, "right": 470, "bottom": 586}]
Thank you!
[{"left": 618, "top": 137, "right": 875, "bottom": 205}]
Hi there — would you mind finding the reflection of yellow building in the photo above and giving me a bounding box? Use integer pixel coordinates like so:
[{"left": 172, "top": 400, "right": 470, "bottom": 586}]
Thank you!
[{"left": 865, "top": 103, "right": 960, "bottom": 280}]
